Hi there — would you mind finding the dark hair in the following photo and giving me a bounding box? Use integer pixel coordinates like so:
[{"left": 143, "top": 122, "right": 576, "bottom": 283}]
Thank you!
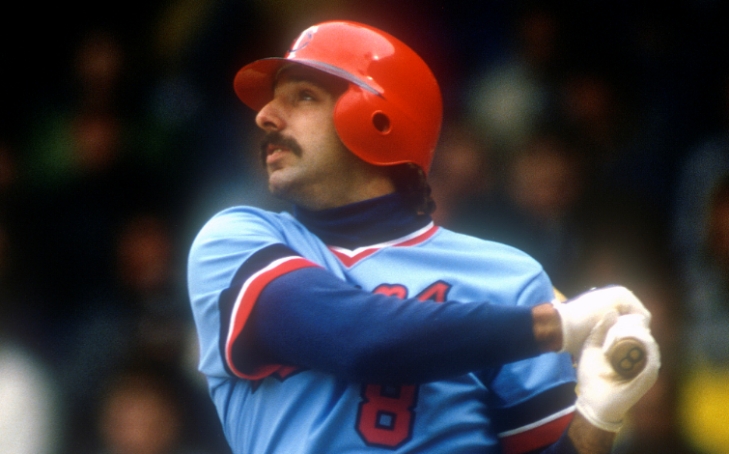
[{"left": 388, "top": 163, "right": 436, "bottom": 215}]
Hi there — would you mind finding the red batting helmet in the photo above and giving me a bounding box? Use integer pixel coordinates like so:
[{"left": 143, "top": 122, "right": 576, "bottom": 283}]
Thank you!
[{"left": 233, "top": 20, "right": 443, "bottom": 174}]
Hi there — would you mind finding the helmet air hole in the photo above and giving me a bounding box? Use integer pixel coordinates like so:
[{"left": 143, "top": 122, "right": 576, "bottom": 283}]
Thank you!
[{"left": 372, "top": 111, "right": 391, "bottom": 134}]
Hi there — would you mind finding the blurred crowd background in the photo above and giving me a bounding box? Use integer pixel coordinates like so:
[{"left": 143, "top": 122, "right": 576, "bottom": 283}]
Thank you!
[{"left": 2, "top": 1, "right": 729, "bottom": 453}]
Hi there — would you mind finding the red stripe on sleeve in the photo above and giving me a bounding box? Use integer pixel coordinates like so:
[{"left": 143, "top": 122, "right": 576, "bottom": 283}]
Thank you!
[
  {"left": 500, "top": 411, "right": 574, "bottom": 454},
  {"left": 224, "top": 256, "right": 318, "bottom": 379}
]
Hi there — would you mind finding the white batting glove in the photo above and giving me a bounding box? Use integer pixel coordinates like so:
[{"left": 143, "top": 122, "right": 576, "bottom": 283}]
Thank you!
[
  {"left": 552, "top": 286, "right": 651, "bottom": 356},
  {"left": 575, "top": 313, "right": 660, "bottom": 432}
]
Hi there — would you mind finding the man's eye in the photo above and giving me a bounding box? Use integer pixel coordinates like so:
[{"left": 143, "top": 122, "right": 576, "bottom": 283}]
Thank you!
[{"left": 299, "top": 90, "right": 315, "bottom": 101}]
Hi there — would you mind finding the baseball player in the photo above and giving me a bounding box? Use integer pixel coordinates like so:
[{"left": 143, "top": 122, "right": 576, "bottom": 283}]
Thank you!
[{"left": 187, "top": 21, "right": 660, "bottom": 453}]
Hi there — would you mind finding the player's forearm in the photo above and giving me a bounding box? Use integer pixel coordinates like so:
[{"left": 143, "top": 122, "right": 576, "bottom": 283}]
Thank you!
[
  {"left": 532, "top": 302, "right": 564, "bottom": 352},
  {"left": 240, "top": 266, "right": 544, "bottom": 382},
  {"left": 566, "top": 412, "right": 615, "bottom": 454}
]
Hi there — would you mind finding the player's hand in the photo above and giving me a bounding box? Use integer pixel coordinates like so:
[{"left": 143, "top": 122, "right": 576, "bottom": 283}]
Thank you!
[
  {"left": 553, "top": 286, "right": 651, "bottom": 356},
  {"left": 575, "top": 312, "right": 660, "bottom": 432}
]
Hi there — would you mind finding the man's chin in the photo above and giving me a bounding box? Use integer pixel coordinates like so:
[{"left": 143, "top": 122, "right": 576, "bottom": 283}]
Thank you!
[
  {"left": 267, "top": 172, "right": 296, "bottom": 200},
  {"left": 268, "top": 176, "right": 319, "bottom": 209}
]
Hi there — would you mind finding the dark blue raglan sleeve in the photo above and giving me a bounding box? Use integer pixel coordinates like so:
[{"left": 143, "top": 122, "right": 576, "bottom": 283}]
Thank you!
[{"left": 238, "top": 265, "right": 543, "bottom": 383}]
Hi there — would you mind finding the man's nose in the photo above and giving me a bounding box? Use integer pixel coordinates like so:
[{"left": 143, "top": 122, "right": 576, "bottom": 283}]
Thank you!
[{"left": 255, "top": 100, "right": 285, "bottom": 131}]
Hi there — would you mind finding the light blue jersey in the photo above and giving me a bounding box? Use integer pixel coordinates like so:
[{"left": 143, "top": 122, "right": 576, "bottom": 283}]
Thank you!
[{"left": 188, "top": 200, "right": 576, "bottom": 454}]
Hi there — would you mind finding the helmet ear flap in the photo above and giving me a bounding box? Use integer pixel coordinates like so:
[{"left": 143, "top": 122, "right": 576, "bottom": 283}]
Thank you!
[{"left": 334, "top": 86, "right": 435, "bottom": 173}]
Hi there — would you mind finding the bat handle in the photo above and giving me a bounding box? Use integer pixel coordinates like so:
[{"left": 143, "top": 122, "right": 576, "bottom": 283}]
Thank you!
[{"left": 607, "top": 337, "right": 647, "bottom": 379}]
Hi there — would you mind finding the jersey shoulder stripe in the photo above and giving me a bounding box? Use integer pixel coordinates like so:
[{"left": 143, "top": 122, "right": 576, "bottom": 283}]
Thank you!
[
  {"left": 492, "top": 381, "right": 576, "bottom": 433},
  {"left": 499, "top": 408, "right": 574, "bottom": 454},
  {"left": 221, "top": 250, "right": 318, "bottom": 380},
  {"left": 495, "top": 381, "right": 576, "bottom": 453},
  {"left": 328, "top": 222, "right": 438, "bottom": 267}
]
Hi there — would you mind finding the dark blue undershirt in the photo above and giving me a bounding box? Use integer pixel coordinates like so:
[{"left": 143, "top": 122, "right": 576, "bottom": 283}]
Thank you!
[{"left": 292, "top": 192, "right": 432, "bottom": 249}]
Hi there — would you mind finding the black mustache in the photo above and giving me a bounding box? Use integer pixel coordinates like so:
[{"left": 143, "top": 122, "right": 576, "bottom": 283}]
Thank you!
[{"left": 260, "top": 132, "right": 303, "bottom": 165}]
